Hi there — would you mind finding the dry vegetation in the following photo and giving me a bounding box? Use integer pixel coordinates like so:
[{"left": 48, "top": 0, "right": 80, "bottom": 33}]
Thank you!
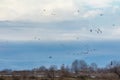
[{"left": 0, "top": 60, "right": 120, "bottom": 80}]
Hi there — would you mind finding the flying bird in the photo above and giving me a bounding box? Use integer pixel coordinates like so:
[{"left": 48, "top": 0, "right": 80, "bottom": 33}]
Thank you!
[
  {"left": 49, "top": 56, "right": 52, "bottom": 59},
  {"left": 112, "top": 24, "right": 115, "bottom": 27},
  {"left": 90, "top": 29, "right": 93, "bottom": 32},
  {"left": 95, "top": 28, "right": 102, "bottom": 34},
  {"left": 100, "top": 13, "right": 104, "bottom": 16}
]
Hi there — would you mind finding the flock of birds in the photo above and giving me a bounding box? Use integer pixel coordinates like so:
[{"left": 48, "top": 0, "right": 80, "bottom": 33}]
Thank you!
[
  {"left": 34, "top": 37, "right": 40, "bottom": 41},
  {"left": 40, "top": 8, "right": 105, "bottom": 17},
  {"left": 73, "top": 48, "right": 96, "bottom": 55},
  {"left": 31, "top": 8, "right": 118, "bottom": 59},
  {"left": 33, "top": 8, "right": 106, "bottom": 41},
  {"left": 41, "top": 9, "right": 57, "bottom": 16},
  {"left": 47, "top": 43, "right": 97, "bottom": 59},
  {"left": 90, "top": 28, "right": 102, "bottom": 34}
]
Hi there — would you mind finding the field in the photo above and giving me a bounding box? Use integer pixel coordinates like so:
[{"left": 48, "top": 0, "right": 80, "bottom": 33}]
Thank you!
[{"left": 0, "top": 73, "right": 119, "bottom": 80}]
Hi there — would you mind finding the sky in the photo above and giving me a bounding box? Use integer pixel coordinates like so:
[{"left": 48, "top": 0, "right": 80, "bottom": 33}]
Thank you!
[{"left": 0, "top": 0, "right": 120, "bottom": 70}]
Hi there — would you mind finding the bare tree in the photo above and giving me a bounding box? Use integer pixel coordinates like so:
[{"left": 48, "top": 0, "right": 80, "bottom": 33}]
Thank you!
[
  {"left": 48, "top": 65, "right": 57, "bottom": 80},
  {"left": 39, "top": 66, "right": 47, "bottom": 72},
  {"left": 89, "top": 63, "right": 98, "bottom": 72},
  {"left": 71, "top": 59, "right": 88, "bottom": 76},
  {"left": 60, "top": 64, "right": 70, "bottom": 77},
  {"left": 109, "top": 61, "right": 120, "bottom": 78},
  {"left": 71, "top": 60, "right": 79, "bottom": 74},
  {"left": 79, "top": 60, "right": 88, "bottom": 72}
]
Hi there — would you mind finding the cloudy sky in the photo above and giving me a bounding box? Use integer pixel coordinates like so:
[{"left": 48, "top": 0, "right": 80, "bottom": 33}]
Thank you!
[{"left": 0, "top": 0, "right": 120, "bottom": 70}]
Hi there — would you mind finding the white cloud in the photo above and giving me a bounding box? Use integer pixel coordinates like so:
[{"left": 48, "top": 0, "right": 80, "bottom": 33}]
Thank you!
[
  {"left": 0, "top": 23, "right": 120, "bottom": 42},
  {"left": 0, "top": 0, "right": 120, "bottom": 42},
  {"left": 111, "top": 6, "right": 120, "bottom": 13},
  {"left": 83, "top": 10, "right": 103, "bottom": 18},
  {"left": 0, "top": 0, "right": 118, "bottom": 22}
]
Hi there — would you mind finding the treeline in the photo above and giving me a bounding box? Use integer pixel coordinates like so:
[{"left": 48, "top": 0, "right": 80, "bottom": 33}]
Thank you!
[{"left": 0, "top": 60, "right": 120, "bottom": 80}]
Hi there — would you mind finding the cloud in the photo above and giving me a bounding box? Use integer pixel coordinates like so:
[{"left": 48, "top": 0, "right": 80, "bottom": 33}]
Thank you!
[
  {"left": 74, "top": 0, "right": 113, "bottom": 8},
  {"left": 0, "top": 0, "right": 119, "bottom": 22},
  {"left": 0, "top": 0, "right": 120, "bottom": 41},
  {"left": 0, "top": 21, "right": 120, "bottom": 41},
  {"left": 83, "top": 10, "right": 103, "bottom": 18},
  {"left": 0, "top": 0, "right": 75, "bottom": 22}
]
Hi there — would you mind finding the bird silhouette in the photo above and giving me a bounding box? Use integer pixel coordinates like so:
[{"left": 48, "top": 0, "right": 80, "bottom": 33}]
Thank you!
[
  {"left": 95, "top": 28, "right": 102, "bottom": 34},
  {"left": 100, "top": 13, "right": 104, "bottom": 16},
  {"left": 112, "top": 24, "right": 115, "bottom": 26},
  {"left": 49, "top": 56, "right": 52, "bottom": 59},
  {"left": 90, "top": 29, "right": 93, "bottom": 32}
]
